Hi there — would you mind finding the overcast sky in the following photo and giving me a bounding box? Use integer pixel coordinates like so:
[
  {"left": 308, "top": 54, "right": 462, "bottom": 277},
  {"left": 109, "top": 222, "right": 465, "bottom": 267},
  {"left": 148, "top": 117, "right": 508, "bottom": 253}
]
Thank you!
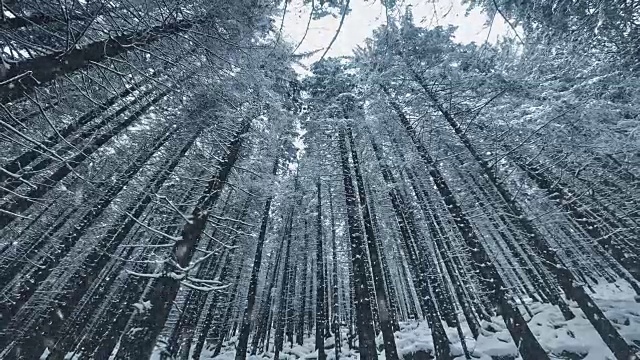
[{"left": 281, "top": 0, "right": 512, "bottom": 67}]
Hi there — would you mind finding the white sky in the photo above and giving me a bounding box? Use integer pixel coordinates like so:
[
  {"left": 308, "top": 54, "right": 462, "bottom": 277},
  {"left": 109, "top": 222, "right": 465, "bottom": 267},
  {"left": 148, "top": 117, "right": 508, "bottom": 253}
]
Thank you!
[{"left": 281, "top": 0, "right": 512, "bottom": 66}]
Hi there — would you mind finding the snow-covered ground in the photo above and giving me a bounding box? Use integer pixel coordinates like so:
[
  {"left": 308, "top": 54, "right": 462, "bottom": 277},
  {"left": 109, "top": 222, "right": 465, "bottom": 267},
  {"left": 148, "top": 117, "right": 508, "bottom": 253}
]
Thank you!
[{"left": 194, "top": 279, "right": 640, "bottom": 359}]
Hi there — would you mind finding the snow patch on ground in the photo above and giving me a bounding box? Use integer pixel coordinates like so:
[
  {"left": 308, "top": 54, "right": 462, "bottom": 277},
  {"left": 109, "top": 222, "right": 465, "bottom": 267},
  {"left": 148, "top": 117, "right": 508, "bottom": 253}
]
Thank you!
[
  {"left": 525, "top": 302, "right": 614, "bottom": 360},
  {"left": 394, "top": 321, "right": 434, "bottom": 357},
  {"left": 205, "top": 280, "right": 640, "bottom": 359},
  {"left": 590, "top": 279, "right": 640, "bottom": 348}
]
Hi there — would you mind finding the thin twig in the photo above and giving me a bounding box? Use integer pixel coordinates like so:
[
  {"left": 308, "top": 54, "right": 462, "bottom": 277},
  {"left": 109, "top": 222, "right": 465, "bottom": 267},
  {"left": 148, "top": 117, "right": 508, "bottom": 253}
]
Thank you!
[
  {"left": 292, "top": 0, "right": 314, "bottom": 54},
  {"left": 319, "top": 0, "right": 351, "bottom": 61}
]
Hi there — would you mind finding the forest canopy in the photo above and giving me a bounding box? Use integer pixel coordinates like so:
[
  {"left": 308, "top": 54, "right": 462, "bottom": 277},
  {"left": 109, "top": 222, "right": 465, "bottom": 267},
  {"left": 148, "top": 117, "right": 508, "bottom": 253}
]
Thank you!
[{"left": 0, "top": 0, "right": 638, "bottom": 359}]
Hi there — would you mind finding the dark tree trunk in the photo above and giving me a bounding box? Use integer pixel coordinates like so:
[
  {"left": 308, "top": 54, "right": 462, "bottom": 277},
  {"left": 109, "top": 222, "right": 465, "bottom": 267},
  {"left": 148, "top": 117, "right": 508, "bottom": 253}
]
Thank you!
[
  {"left": 328, "top": 185, "right": 342, "bottom": 357},
  {"left": 517, "top": 158, "right": 640, "bottom": 288},
  {"left": 406, "top": 72, "right": 639, "bottom": 359},
  {"left": 381, "top": 85, "right": 549, "bottom": 360},
  {"left": 235, "top": 157, "right": 280, "bottom": 360},
  {"left": 367, "top": 184, "right": 400, "bottom": 332},
  {"left": 286, "top": 248, "right": 298, "bottom": 347},
  {"left": 444, "top": 149, "right": 555, "bottom": 304},
  {"left": 195, "top": 199, "right": 251, "bottom": 359},
  {"left": 0, "top": 16, "right": 200, "bottom": 103},
  {"left": 0, "top": 207, "right": 74, "bottom": 291},
  {"left": 274, "top": 210, "right": 295, "bottom": 360},
  {"left": 210, "top": 266, "right": 245, "bottom": 358},
  {"left": 296, "top": 220, "right": 309, "bottom": 346},
  {"left": 0, "top": 126, "right": 176, "bottom": 350},
  {"left": 0, "top": 87, "right": 173, "bottom": 229},
  {"left": 112, "top": 120, "right": 250, "bottom": 359},
  {"left": 69, "top": 159, "right": 203, "bottom": 359},
  {"left": 404, "top": 164, "right": 490, "bottom": 326},
  {"left": 347, "top": 249, "right": 355, "bottom": 350},
  {"left": 193, "top": 208, "right": 248, "bottom": 360},
  {"left": 0, "top": 85, "right": 159, "bottom": 198},
  {"left": 173, "top": 193, "right": 245, "bottom": 359},
  {"left": 57, "top": 209, "right": 179, "bottom": 358},
  {"left": 337, "top": 129, "right": 377, "bottom": 359},
  {"left": 346, "top": 128, "right": 399, "bottom": 360},
  {"left": 315, "top": 179, "right": 328, "bottom": 360},
  {"left": 0, "top": 70, "right": 164, "bottom": 190},
  {"left": 324, "top": 262, "right": 331, "bottom": 338},
  {"left": 251, "top": 223, "right": 286, "bottom": 355},
  {"left": 369, "top": 133, "right": 455, "bottom": 354}
]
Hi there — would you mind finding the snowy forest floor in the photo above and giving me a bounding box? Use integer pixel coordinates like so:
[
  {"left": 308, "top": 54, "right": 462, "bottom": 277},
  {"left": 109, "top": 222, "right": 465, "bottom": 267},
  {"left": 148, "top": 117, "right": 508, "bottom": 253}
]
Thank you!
[{"left": 195, "top": 280, "right": 640, "bottom": 360}]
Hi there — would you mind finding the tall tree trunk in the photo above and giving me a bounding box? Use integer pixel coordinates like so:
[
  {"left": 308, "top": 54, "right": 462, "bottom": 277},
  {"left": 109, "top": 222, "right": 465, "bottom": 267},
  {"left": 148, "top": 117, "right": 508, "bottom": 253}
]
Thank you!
[
  {"left": 63, "top": 154, "right": 203, "bottom": 360},
  {"left": 274, "top": 210, "right": 295, "bottom": 360},
  {"left": 112, "top": 119, "right": 250, "bottom": 359},
  {"left": 0, "top": 67, "right": 172, "bottom": 191},
  {"left": 516, "top": 158, "right": 640, "bottom": 288},
  {"left": 209, "top": 261, "right": 245, "bottom": 358},
  {"left": 367, "top": 183, "right": 400, "bottom": 332},
  {"left": 296, "top": 220, "right": 309, "bottom": 346},
  {"left": 0, "top": 199, "right": 55, "bottom": 257},
  {"left": 0, "top": 16, "right": 200, "bottom": 103},
  {"left": 315, "top": 179, "right": 327, "bottom": 360},
  {"left": 444, "top": 148, "right": 556, "bottom": 304},
  {"left": 0, "top": 207, "right": 75, "bottom": 290},
  {"left": 404, "top": 164, "right": 491, "bottom": 323},
  {"left": 193, "top": 200, "right": 250, "bottom": 359},
  {"left": 235, "top": 156, "right": 280, "bottom": 360},
  {"left": 328, "top": 185, "right": 341, "bottom": 357},
  {"left": 0, "top": 87, "right": 173, "bottom": 229},
  {"left": 324, "top": 261, "right": 331, "bottom": 338},
  {"left": 196, "top": 198, "right": 251, "bottom": 359},
  {"left": 337, "top": 129, "right": 377, "bottom": 359},
  {"left": 369, "top": 133, "right": 456, "bottom": 355},
  {"left": 251, "top": 222, "right": 286, "bottom": 356},
  {"left": 381, "top": 85, "right": 549, "bottom": 360},
  {"left": 0, "top": 126, "right": 177, "bottom": 350},
  {"left": 0, "top": 83, "right": 159, "bottom": 198},
  {"left": 346, "top": 128, "right": 399, "bottom": 360},
  {"left": 406, "top": 72, "right": 639, "bottom": 359},
  {"left": 286, "top": 248, "right": 298, "bottom": 346},
  {"left": 173, "top": 192, "right": 244, "bottom": 359}
]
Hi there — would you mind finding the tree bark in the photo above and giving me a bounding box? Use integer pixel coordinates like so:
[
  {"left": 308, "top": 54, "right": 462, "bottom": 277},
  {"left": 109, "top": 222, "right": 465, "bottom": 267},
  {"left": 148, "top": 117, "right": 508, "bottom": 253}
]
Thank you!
[
  {"left": 0, "top": 86, "right": 173, "bottom": 229},
  {"left": 327, "top": 185, "right": 341, "bottom": 357},
  {"left": 0, "top": 16, "right": 201, "bottom": 103},
  {"left": 381, "top": 85, "right": 549, "bottom": 360},
  {"left": 274, "top": 210, "right": 295, "bottom": 360},
  {"left": 315, "top": 179, "right": 327, "bottom": 360},
  {"left": 172, "top": 192, "right": 243, "bottom": 359},
  {"left": 112, "top": 119, "right": 250, "bottom": 359},
  {"left": 296, "top": 220, "right": 309, "bottom": 346},
  {"left": 369, "top": 133, "right": 456, "bottom": 355},
  {"left": 346, "top": 128, "right": 399, "bottom": 360},
  {"left": 0, "top": 126, "right": 176, "bottom": 350},
  {"left": 235, "top": 156, "right": 280, "bottom": 360},
  {"left": 0, "top": 70, "right": 163, "bottom": 189},
  {"left": 406, "top": 72, "right": 639, "bottom": 359},
  {"left": 337, "top": 129, "right": 377, "bottom": 359},
  {"left": 49, "top": 131, "right": 201, "bottom": 358},
  {"left": 517, "top": 158, "right": 640, "bottom": 288}
]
